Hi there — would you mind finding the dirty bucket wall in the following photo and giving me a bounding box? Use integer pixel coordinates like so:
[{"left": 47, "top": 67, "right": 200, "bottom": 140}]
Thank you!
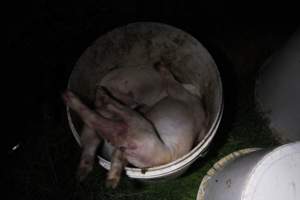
[
  {"left": 255, "top": 28, "right": 300, "bottom": 142},
  {"left": 67, "top": 22, "right": 223, "bottom": 180},
  {"left": 197, "top": 142, "right": 300, "bottom": 200}
]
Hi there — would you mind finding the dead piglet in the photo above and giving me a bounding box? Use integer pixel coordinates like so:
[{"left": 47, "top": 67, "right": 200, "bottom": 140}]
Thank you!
[
  {"left": 155, "top": 63, "right": 208, "bottom": 141},
  {"left": 128, "top": 63, "right": 208, "bottom": 161},
  {"left": 100, "top": 65, "right": 167, "bottom": 108},
  {"left": 132, "top": 62, "right": 208, "bottom": 161},
  {"left": 100, "top": 74, "right": 204, "bottom": 165}
]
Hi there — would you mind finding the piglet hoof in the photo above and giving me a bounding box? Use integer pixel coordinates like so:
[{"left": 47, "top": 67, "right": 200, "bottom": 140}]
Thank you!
[
  {"left": 76, "top": 155, "right": 94, "bottom": 182},
  {"left": 62, "top": 90, "right": 79, "bottom": 108},
  {"left": 62, "top": 90, "right": 72, "bottom": 102},
  {"left": 105, "top": 176, "right": 120, "bottom": 189}
]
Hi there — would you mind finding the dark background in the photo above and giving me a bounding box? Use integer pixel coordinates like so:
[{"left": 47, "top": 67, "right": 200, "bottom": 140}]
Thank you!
[{"left": 4, "top": 1, "right": 299, "bottom": 199}]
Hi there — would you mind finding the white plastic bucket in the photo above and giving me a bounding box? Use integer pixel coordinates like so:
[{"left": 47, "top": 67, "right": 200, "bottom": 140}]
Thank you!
[
  {"left": 197, "top": 142, "right": 300, "bottom": 200},
  {"left": 67, "top": 22, "right": 223, "bottom": 181},
  {"left": 255, "top": 28, "right": 300, "bottom": 142}
]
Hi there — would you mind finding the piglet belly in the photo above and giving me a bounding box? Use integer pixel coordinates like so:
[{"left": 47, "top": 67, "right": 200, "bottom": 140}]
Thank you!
[{"left": 146, "top": 98, "right": 196, "bottom": 159}]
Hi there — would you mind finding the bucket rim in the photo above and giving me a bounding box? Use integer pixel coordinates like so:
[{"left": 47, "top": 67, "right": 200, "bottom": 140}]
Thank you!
[
  {"left": 242, "top": 142, "right": 300, "bottom": 200},
  {"left": 196, "top": 148, "right": 261, "bottom": 200},
  {"left": 66, "top": 21, "right": 224, "bottom": 179}
]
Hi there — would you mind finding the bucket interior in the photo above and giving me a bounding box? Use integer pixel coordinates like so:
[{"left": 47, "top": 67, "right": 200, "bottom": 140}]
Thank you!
[{"left": 67, "top": 22, "right": 223, "bottom": 174}]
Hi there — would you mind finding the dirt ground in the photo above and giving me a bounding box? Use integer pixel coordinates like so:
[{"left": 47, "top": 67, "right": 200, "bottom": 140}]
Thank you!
[{"left": 5, "top": 2, "right": 299, "bottom": 200}]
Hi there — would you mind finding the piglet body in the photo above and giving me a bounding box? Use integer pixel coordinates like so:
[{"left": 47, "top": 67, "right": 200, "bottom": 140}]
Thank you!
[{"left": 145, "top": 97, "right": 196, "bottom": 161}]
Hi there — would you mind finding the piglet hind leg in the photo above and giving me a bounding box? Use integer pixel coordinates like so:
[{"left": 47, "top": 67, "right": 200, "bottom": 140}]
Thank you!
[
  {"left": 63, "top": 90, "right": 127, "bottom": 145},
  {"left": 105, "top": 149, "right": 127, "bottom": 189},
  {"left": 77, "top": 125, "right": 101, "bottom": 181}
]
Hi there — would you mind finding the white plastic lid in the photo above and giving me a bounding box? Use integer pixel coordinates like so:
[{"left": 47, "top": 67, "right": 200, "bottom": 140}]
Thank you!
[{"left": 243, "top": 142, "right": 300, "bottom": 200}]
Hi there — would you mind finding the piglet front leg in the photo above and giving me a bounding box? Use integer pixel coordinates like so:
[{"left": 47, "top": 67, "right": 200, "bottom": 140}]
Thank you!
[{"left": 105, "top": 149, "right": 127, "bottom": 188}]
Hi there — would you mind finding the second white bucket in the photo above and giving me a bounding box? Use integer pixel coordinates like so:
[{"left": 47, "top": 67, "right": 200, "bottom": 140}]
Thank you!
[{"left": 197, "top": 142, "right": 300, "bottom": 200}]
